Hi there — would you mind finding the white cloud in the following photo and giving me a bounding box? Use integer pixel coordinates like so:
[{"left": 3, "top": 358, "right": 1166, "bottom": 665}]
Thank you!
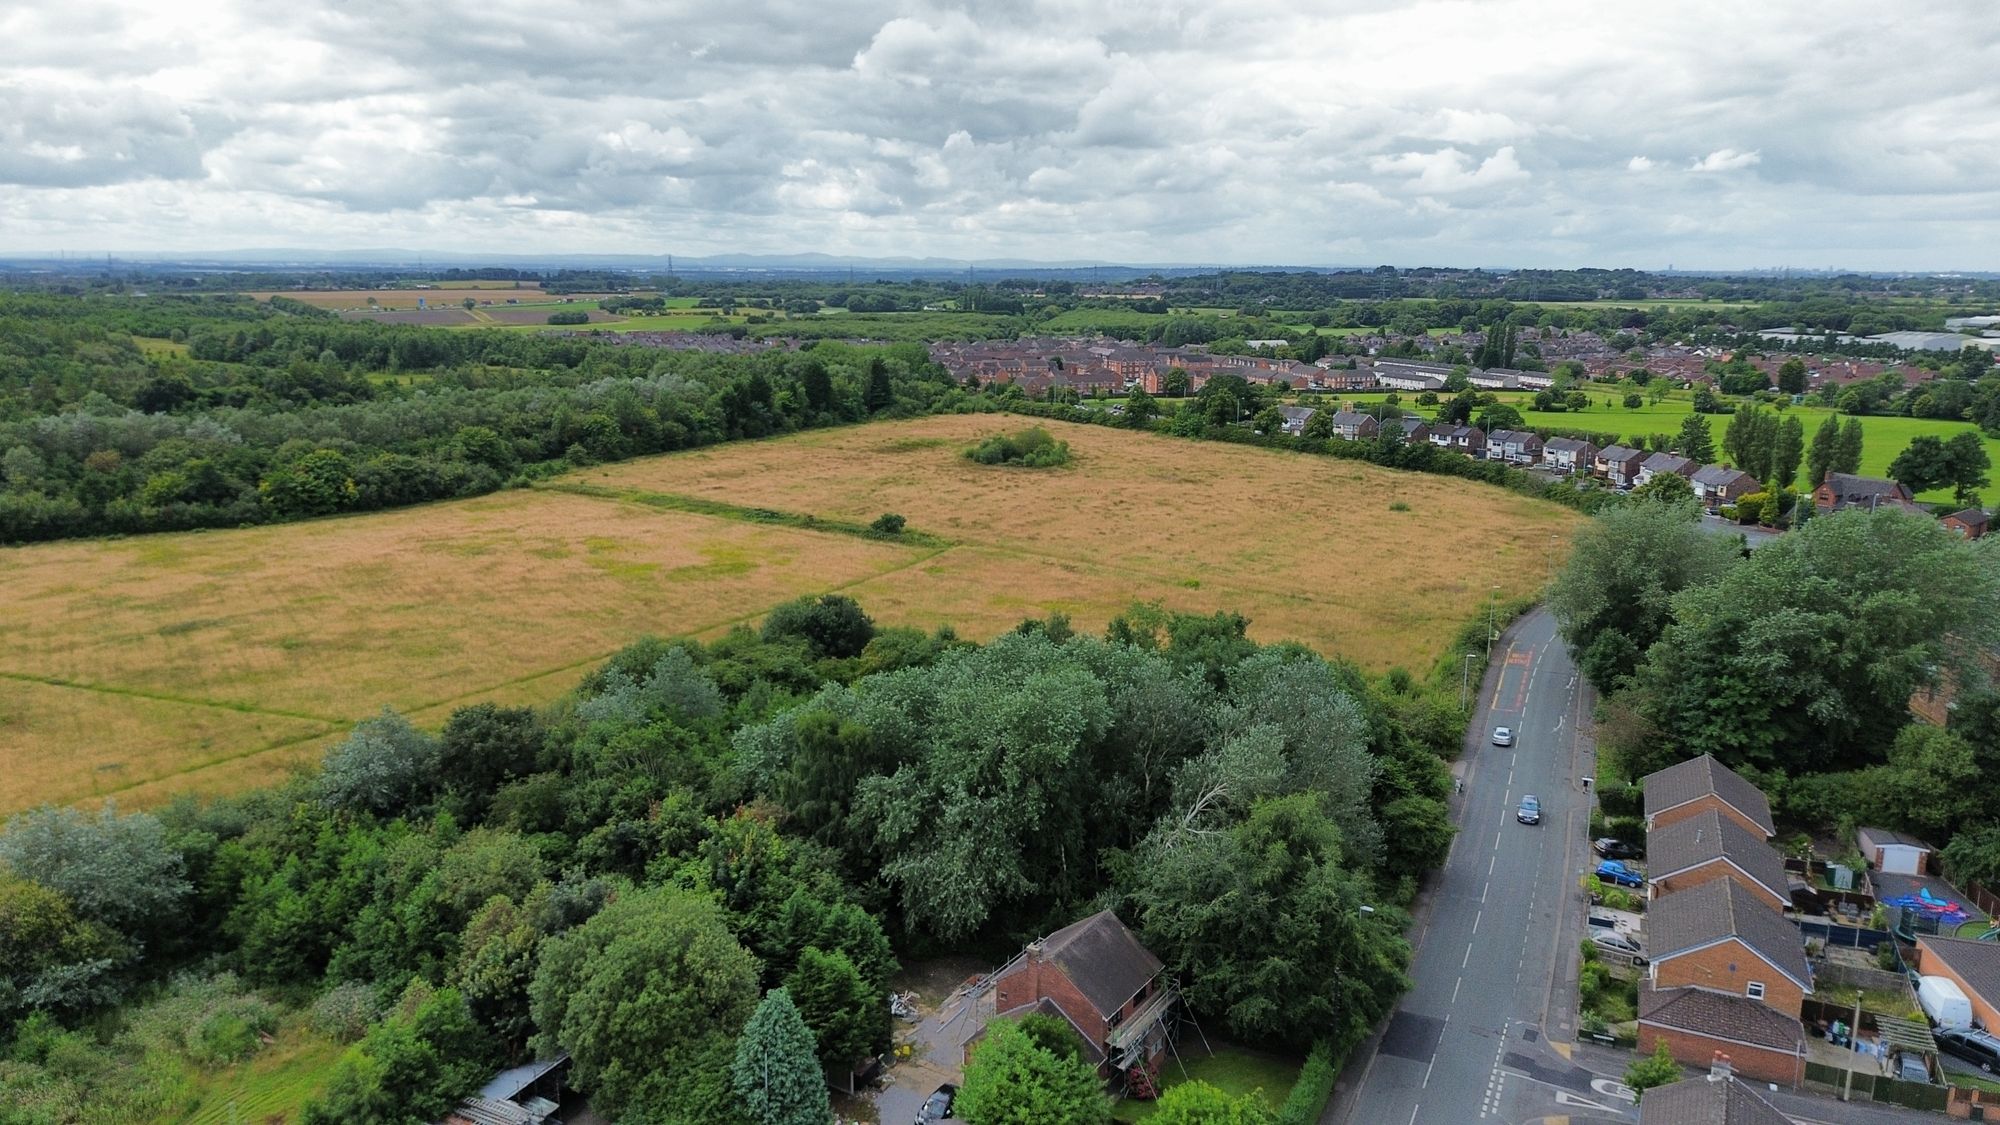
[
  {"left": 0, "top": 2, "right": 1996, "bottom": 267},
  {"left": 1691, "top": 148, "right": 1762, "bottom": 173}
]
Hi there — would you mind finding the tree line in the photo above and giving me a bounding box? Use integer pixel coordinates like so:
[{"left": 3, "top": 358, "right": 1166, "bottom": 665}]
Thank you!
[
  {"left": 1549, "top": 502, "right": 2000, "bottom": 873},
  {"left": 0, "top": 596, "right": 1460, "bottom": 1123}
]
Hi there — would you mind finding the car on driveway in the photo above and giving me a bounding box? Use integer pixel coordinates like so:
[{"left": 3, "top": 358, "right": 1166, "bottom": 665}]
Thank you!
[
  {"left": 1589, "top": 930, "right": 1645, "bottom": 961},
  {"left": 1491, "top": 726, "right": 1514, "bottom": 746},
  {"left": 1593, "top": 838, "right": 1641, "bottom": 860},
  {"left": 1516, "top": 795, "right": 1540, "bottom": 824},
  {"left": 1595, "top": 860, "right": 1644, "bottom": 887},
  {"left": 1937, "top": 1027, "right": 2000, "bottom": 1073},
  {"left": 915, "top": 1083, "right": 957, "bottom": 1123}
]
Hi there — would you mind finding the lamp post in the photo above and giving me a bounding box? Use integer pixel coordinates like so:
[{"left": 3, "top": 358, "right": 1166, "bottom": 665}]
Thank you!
[
  {"left": 1461, "top": 652, "right": 1478, "bottom": 710},
  {"left": 1487, "top": 583, "right": 1500, "bottom": 657}
]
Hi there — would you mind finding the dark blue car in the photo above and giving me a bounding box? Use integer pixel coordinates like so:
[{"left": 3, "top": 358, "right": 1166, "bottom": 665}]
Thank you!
[{"left": 1596, "top": 860, "right": 1644, "bottom": 888}]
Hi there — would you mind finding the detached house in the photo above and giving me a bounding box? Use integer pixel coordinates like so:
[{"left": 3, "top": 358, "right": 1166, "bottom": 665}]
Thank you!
[
  {"left": 1595, "top": 445, "right": 1647, "bottom": 488},
  {"left": 1636, "top": 452, "right": 1697, "bottom": 486},
  {"left": 1643, "top": 754, "right": 1777, "bottom": 838},
  {"left": 1646, "top": 808, "right": 1791, "bottom": 911},
  {"left": 1276, "top": 405, "right": 1316, "bottom": 435},
  {"left": 1327, "top": 410, "right": 1380, "bottom": 441},
  {"left": 1944, "top": 508, "right": 1990, "bottom": 539},
  {"left": 1813, "top": 472, "right": 1915, "bottom": 514},
  {"left": 1542, "top": 437, "right": 1597, "bottom": 475},
  {"left": 980, "top": 911, "right": 1179, "bottom": 1094},
  {"left": 1485, "top": 429, "right": 1544, "bottom": 465},
  {"left": 1690, "top": 465, "right": 1759, "bottom": 509}
]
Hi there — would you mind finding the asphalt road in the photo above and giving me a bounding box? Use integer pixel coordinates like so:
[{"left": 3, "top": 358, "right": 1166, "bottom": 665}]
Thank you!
[{"left": 1330, "top": 607, "right": 1634, "bottom": 1124}]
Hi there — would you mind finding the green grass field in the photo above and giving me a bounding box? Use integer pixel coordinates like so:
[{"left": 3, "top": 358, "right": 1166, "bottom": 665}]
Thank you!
[
  {"left": 176, "top": 1022, "right": 344, "bottom": 1125},
  {"left": 1112, "top": 1047, "right": 1299, "bottom": 1121}
]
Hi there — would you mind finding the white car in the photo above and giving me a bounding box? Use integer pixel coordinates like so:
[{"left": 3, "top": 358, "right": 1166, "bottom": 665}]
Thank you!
[
  {"left": 1590, "top": 930, "right": 1644, "bottom": 960},
  {"left": 1491, "top": 726, "right": 1514, "bottom": 746}
]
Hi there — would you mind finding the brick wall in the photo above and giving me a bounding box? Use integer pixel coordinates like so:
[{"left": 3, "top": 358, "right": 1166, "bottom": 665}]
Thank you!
[
  {"left": 1653, "top": 861, "right": 1788, "bottom": 912},
  {"left": 1652, "top": 940, "right": 1805, "bottom": 1017},
  {"left": 991, "top": 954, "right": 1109, "bottom": 1050},
  {"left": 1651, "top": 795, "right": 1770, "bottom": 839},
  {"left": 1637, "top": 1023, "right": 1804, "bottom": 1087}
]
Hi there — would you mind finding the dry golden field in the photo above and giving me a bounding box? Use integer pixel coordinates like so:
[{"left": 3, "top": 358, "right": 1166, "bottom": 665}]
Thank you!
[
  {"left": 241, "top": 287, "right": 561, "bottom": 309},
  {"left": 0, "top": 416, "right": 1579, "bottom": 816},
  {"left": 579, "top": 415, "right": 1581, "bottom": 663},
  {"left": 0, "top": 490, "right": 930, "bottom": 813}
]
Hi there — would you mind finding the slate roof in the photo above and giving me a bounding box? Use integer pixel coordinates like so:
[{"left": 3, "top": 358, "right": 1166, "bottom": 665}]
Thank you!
[
  {"left": 1648, "top": 809, "right": 1789, "bottom": 903},
  {"left": 1647, "top": 879, "right": 1812, "bottom": 991},
  {"left": 1918, "top": 936, "right": 2000, "bottom": 1007},
  {"left": 1820, "top": 473, "right": 1914, "bottom": 510},
  {"left": 1399, "top": 416, "right": 1429, "bottom": 434},
  {"left": 1636, "top": 1070, "right": 1796, "bottom": 1125},
  {"left": 1598, "top": 444, "right": 1645, "bottom": 462},
  {"left": 1691, "top": 465, "right": 1756, "bottom": 491},
  {"left": 1328, "top": 409, "right": 1376, "bottom": 428},
  {"left": 1488, "top": 429, "right": 1542, "bottom": 445},
  {"left": 1641, "top": 452, "right": 1696, "bottom": 474},
  {"left": 1858, "top": 826, "right": 1932, "bottom": 850},
  {"left": 1035, "top": 909, "right": 1163, "bottom": 1019},
  {"left": 1948, "top": 508, "right": 1991, "bottom": 531},
  {"left": 1643, "top": 754, "right": 1776, "bottom": 835},
  {"left": 1640, "top": 982, "right": 1809, "bottom": 1057},
  {"left": 1544, "top": 437, "right": 1595, "bottom": 454},
  {"left": 1277, "top": 405, "right": 1316, "bottom": 425}
]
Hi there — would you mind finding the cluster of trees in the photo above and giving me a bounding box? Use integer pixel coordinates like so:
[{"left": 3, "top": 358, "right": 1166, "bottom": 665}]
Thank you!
[
  {"left": 963, "top": 426, "right": 1072, "bottom": 468},
  {"left": 0, "top": 295, "right": 966, "bottom": 542},
  {"left": 1551, "top": 502, "right": 2000, "bottom": 867},
  {"left": 0, "top": 596, "right": 1458, "bottom": 1123}
]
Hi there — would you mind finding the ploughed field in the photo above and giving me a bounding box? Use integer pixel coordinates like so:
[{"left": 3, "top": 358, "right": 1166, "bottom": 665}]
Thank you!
[{"left": 0, "top": 416, "right": 1578, "bottom": 815}]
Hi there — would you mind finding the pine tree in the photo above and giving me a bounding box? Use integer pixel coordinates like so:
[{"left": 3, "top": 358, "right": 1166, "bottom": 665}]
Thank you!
[
  {"left": 1773, "top": 414, "right": 1805, "bottom": 489},
  {"left": 1674, "top": 414, "right": 1715, "bottom": 464},
  {"left": 1807, "top": 414, "right": 1841, "bottom": 487},
  {"left": 1835, "top": 417, "right": 1865, "bottom": 475},
  {"left": 731, "top": 988, "right": 831, "bottom": 1125}
]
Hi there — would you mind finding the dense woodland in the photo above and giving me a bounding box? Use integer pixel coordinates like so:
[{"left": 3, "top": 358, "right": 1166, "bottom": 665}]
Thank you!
[
  {"left": 0, "top": 295, "right": 963, "bottom": 542},
  {"left": 0, "top": 598, "right": 1459, "bottom": 1124},
  {"left": 1549, "top": 502, "right": 2000, "bottom": 881}
]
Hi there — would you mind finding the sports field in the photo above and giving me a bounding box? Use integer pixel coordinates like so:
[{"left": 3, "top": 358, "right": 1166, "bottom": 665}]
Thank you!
[{"left": 0, "top": 417, "right": 1578, "bottom": 815}]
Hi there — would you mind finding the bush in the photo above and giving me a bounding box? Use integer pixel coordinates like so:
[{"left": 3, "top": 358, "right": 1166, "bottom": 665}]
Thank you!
[
  {"left": 1277, "top": 1042, "right": 1340, "bottom": 1125},
  {"left": 311, "top": 981, "right": 385, "bottom": 1044},
  {"left": 546, "top": 310, "right": 590, "bottom": 325},
  {"left": 869, "top": 512, "right": 906, "bottom": 535},
  {"left": 964, "top": 426, "right": 1072, "bottom": 467},
  {"left": 761, "top": 594, "right": 876, "bottom": 659}
]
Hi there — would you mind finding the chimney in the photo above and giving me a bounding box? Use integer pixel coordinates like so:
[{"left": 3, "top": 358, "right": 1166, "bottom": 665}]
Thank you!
[{"left": 1709, "top": 1052, "right": 1732, "bottom": 1081}]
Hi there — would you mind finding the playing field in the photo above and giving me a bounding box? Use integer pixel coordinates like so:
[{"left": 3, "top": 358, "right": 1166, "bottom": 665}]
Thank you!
[{"left": 0, "top": 417, "right": 1579, "bottom": 816}]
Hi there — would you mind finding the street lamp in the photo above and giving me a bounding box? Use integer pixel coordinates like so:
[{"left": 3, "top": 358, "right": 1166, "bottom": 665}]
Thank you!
[
  {"left": 1460, "top": 652, "right": 1478, "bottom": 710},
  {"left": 1486, "top": 583, "right": 1500, "bottom": 657}
]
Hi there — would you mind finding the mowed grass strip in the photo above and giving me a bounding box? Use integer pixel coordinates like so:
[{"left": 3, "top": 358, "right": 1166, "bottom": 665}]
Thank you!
[
  {"left": 574, "top": 415, "right": 1583, "bottom": 671},
  {"left": 0, "top": 490, "right": 930, "bottom": 815}
]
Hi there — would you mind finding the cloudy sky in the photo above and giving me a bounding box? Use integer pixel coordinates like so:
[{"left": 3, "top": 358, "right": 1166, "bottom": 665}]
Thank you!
[{"left": 4, "top": 1, "right": 1997, "bottom": 269}]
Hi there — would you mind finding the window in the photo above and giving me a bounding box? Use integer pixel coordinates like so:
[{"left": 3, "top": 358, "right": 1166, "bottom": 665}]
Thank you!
[{"left": 1746, "top": 981, "right": 1766, "bottom": 1001}]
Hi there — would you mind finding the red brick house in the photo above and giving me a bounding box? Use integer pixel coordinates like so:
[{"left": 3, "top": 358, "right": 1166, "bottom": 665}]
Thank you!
[
  {"left": 1638, "top": 985, "right": 1807, "bottom": 1088},
  {"left": 1915, "top": 936, "right": 2000, "bottom": 1031},
  {"left": 1646, "top": 879, "right": 1813, "bottom": 1016},
  {"left": 1646, "top": 808, "right": 1791, "bottom": 912},
  {"left": 1643, "top": 754, "right": 1776, "bottom": 838},
  {"left": 1813, "top": 473, "right": 1916, "bottom": 514},
  {"left": 977, "top": 910, "right": 1178, "bottom": 1092},
  {"left": 1944, "top": 508, "right": 1990, "bottom": 539}
]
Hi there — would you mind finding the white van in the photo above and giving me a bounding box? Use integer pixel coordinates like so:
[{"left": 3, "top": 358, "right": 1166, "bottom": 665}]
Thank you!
[{"left": 1918, "top": 975, "right": 1973, "bottom": 1030}]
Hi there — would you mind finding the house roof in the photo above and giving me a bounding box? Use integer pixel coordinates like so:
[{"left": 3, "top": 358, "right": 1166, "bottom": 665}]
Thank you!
[
  {"left": 1329, "top": 410, "right": 1376, "bottom": 426},
  {"left": 1647, "top": 879, "right": 1812, "bottom": 991},
  {"left": 1857, "top": 826, "right": 1932, "bottom": 851},
  {"left": 1277, "top": 406, "right": 1316, "bottom": 423},
  {"left": 1034, "top": 909, "right": 1163, "bottom": 1020},
  {"left": 1641, "top": 452, "right": 1695, "bottom": 473},
  {"left": 1640, "top": 982, "right": 1809, "bottom": 1057},
  {"left": 1399, "top": 416, "right": 1429, "bottom": 433},
  {"left": 1643, "top": 754, "right": 1776, "bottom": 835},
  {"left": 1599, "top": 444, "right": 1645, "bottom": 461},
  {"left": 1947, "top": 508, "right": 1991, "bottom": 529},
  {"left": 1648, "top": 808, "right": 1790, "bottom": 903},
  {"left": 1691, "top": 465, "right": 1756, "bottom": 490},
  {"left": 1918, "top": 936, "right": 2000, "bottom": 1006},
  {"left": 1488, "top": 429, "right": 1541, "bottom": 444},
  {"left": 1820, "top": 473, "right": 1913, "bottom": 509},
  {"left": 1545, "top": 437, "right": 1594, "bottom": 453},
  {"left": 1636, "top": 1071, "right": 1796, "bottom": 1125}
]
